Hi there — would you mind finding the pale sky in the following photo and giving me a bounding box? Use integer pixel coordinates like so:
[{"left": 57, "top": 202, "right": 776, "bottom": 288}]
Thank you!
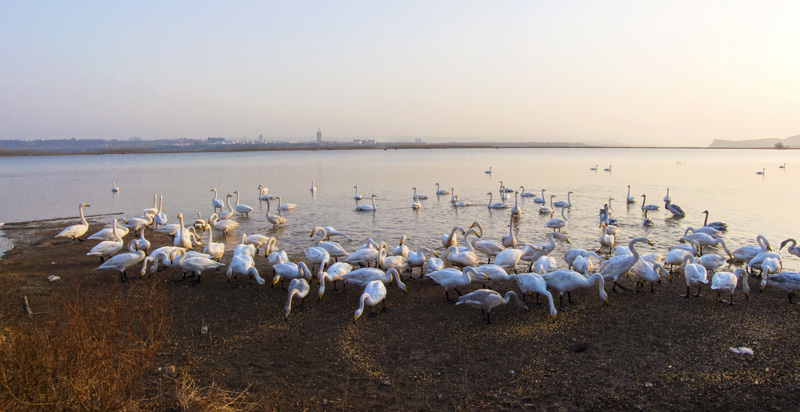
[{"left": 1, "top": 1, "right": 799, "bottom": 146}]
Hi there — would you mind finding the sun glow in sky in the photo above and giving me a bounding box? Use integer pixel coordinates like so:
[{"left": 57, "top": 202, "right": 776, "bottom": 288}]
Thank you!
[{"left": 1, "top": 1, "right": 799, "bottom": 146}]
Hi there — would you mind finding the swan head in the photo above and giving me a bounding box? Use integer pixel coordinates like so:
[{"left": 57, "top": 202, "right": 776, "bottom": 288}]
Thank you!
[{"left": 81, "top": 203, "right": 90, "bottom": 208}]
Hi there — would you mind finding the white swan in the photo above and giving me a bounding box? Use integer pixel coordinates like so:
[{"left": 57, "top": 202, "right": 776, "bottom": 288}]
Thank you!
[
  {"left": 217, "top": 194, "right": 235, "bottom": 220},
  {"left": 521, "top": 232, "right": 570, "bottom": 271},
  {"left": 265, "top": 199, "right": 288, "bottom": 228},
  {"left": 95, "top": 240, "right": 146, "bottom": 282},
  {"left": 317, "top": 262, "right": 353, "bottom": 299},
  {"left": 356, "top": 194, "right": 378, "bottom": 211},
  {"left": 643, "top": 209, "right": 653, "bottom": 226},
  {"left": 153, "top": 195, "right": 167, "bottom": 228},
  {"left": 88, "top": 218, "right": 129, "bottom": 241},
  {"left": 310, "top": 180, "right": 317, "bottom": 192},
  {"left": 665, "top": 199, "right": 685, "bottom": 218},
  {"left": 553, "top": 191, "right": 573, "bottom": 208},
  {"left": 533, "top": 256, "right": 558, "bottom": 274},
  {"left": 780, "top": 239, "right": 800, "bottom": 258},
  {"left": 545, "top": 206, "right": 568, "bottom": 232},
  {"left": 56, "top": 203, "right": 91, "bottom": 241},
  {"left": 780, "top": 162, "right": 786, "bottom": 169},
  {"left": 266, "top": 238, "right": 288, "bottom": 265},
  {"left": 257, "top": 184, "right": 273, "bottom": 201},
  {"left": 732, "top": 235, "right": 771, "bottom": 263},
  {"left": 353, "top": 185, "right": 363, "bottom": 200},
  {"left": 711, "top": 268, "right": 749, "bottom": 304},
  {"left": 512, "top": 273, "right": 557, "bottom": 320},
  {"left": 746, "top": 249, "right": 782, "bottom": 275},
  {"left": 760, "top": 272, "right": 800, "bottom": 303},
  {"left": 87, "top": 218, "right": 124, "bottom": 262},
  {"left": 599, "top": 237, "right": 653, "bottom": 293},
  {"left": 572, "top": 253, "right": 600, "bottom": 277},
  {"left": 456, "top": 289, "right": 527, "bottom": 324},
  {"left": 604, "top": 165, "right": 612, "bottom": 172},
  {"left": 208, "top": 212, "right": 239, "bottom": 235},
  {"left": 681, "top": 255, "right": 709, "bottom": 297},
  {"left": 344, "top": 239, "right": 384, "bottom": 267},
  {"left": 442, "top": 226, "right": 462, "bottom": 248},
  {"left": 232, "top": 190, "right": 254, "bottom": 217},
  {"left": 533, "top": 189, "right": 546, "bottom": 204},
  {"left": 193, "top": 212, "right": 208, "bottom": 232},
  {"left": 245, "top": 231, "right": 270, "bottom": 255},
  {"left": 274, "top": 196, "right": 296, "bottom": 211},
  {"left": 598, "top": 223, "right": 615, "bottom": 254},
  {"left": 311, "top": 227, "right": 350, "bottom": 261},
  {"left": 435, "top": 183, "right": 450, "bottom": 195},
  {"left": 284, "top": 278, "right": 311, "bottom": 321},
  {"left": 539, "top": 194, "right": 555, "bottom": 214},
  {"left": 272, "top": 261, "right": 312, "bottom": 289},
  {"left": 111, "top": 181, "right": 119, "bottom": 192},
  {"left": 142, "top": 194, "right": 159, "bottom": 217},
  {"left": 227, "top": 254, "right": 265, "bottom": 285},
  {"left": 664, "top": 241, "right": 699, "bottom": 272},
  {"left": 173, "top": 249, "right": 225, "bottom": 282},
  {"left": 501, "top": 215, "right": 517, "bottom": 248},
  {"left": 487, "top": 192, "right": 509, "bottom": 209},
  {"left": 590, "top": 165, "right": 598, "bottom": 171},
  {"left": 470, "top": 264, "right": 514, "bottom": 288},
  {"left": 631, "top": 259, "right": 670, "bottom": 293},
  {"left": 663, "top": 187, "right": 671, "bottom": 203},
  {"left": 640, "top": 194, "right": 659, "bottom": 211},
  {"left": 203, "top": 225, "right": 224, "bottom": 260},
  {"left": 445, "top": 245, "right": 480, "bottom": 268},
  {"left": 125, "top": 210, "right": 155, "bottom": 237},
  {"left": 467, "top": 224, "right": 506, "bottom": 264},
  {"left": 519, "top": 186, "right": 534, "bottom": 197},
  {"left": 424, "top": 255, "right": 445, "bottom": 275},
  {"left": 626, "top": 185, "right": 636, "bottom": 204},
  {"left": 563, "top": 248, "right": 596, "bottom": 269},
  {"left": 390, "top": 234, "right": 409, "bottom": 258},
  {"left": 412, "top": 186, "right": 428, "bottom": 200},
  {"left": 495, "top": 244, "right": 540, "bottom": 273},
  {"left": 407, "top": 247, "right": 436, "bottom": 277},
  {"left": 510, "top": 191, "right": 522, "bottom": 217},
  {"left": 305, "top": 246, "right": 331, "bottom": 273},
  {"left": 319, "top": 225, "right": 352, "bottom": 241},
  {"left": 175, "top": 213, "right": 203, "bottom": 249},
  {"left": 427, "top": 267, "right": 486, "bottom": 301},
  {"left": 210, "top": 188, "right": 224, "bottom": 212},
  {"left": 756, "top": 168, "right": 765, "bottom": 175},
  {"left": 543, "top": 269, "right": 608, "bottom": 309},
  {"left": 133, "top": 226, "right": 151, "bottom": 254},
  {"left": 485, "top": 167, "right": 492, "bottom": 174},
  {"left": 379, "top": 247, "right": 409, "bottom": 274},
  {"left": 354, "top": 280, "right": 388, "bottom": 322},
  {"left": 233, "top": 233, "right": 256, "bottom": 257},
  {"left": 344, "top": 267, "right": 407, "bottom": 293}
]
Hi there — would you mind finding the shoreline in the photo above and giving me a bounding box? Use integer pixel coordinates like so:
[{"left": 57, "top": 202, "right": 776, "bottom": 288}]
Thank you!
[{"left": 0, "top": 142, "right": 793, "bottom": 157}]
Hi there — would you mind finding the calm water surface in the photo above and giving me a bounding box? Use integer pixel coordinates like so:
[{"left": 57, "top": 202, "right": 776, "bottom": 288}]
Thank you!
[{"left": 1, "top": 148, "right": 798, "bottom": 268}]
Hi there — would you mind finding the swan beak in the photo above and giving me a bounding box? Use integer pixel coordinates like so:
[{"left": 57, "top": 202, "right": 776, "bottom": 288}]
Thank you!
[
  {"left": 403, "top": 287, "right": 408, "bottom": 295},
  {"left": 318, "top": 293, "right": 323, "bottom": 300},
  {"left": 648, "top": 240, "right": 654, "bottom": 246},
  {"left": 604, "top": 298, "right": 609, "bottom": 305},
  {"left": 760, "top": 285, "right": 765, "bottom": 292},
  {"left": 552, "top": 314, "right": 557, "bottom": 322},
  {"left": 272, "top": 277, "right": 280, "bottom": 286},
  {"left": 483, "top": 275, "right": 490, "bottom": 280},
  {"left": 767, "top": 246, "right": 773, "bottom": 251},
  {"left": 745, "top": 292, "right": 750, "bottom": 300},
  {"left": 353, "top": 314, "right": 359, "bottom": 323},
  {"left": 565, "top": 237, "right": 572, "bottom": 244}
]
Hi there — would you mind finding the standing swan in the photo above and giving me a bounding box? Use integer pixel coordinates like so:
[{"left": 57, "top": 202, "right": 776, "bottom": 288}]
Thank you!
[
  {"left": 456, "top": 289, "right": 528, "bottom": 324},
  {"left": 233, "top": 191, "right": 254, "bottom": 217},
  {"left": 284, "top": 278, "right": 311, "bottom": 321},
  {"left": 545, "top": 207, "right": 569, "bottom": 232},
  {"left": 511, "top": 191, "right": 522, "bottom": 217},
  {"left": 87, "top": 218, "right": 124, "bottom": 262},
  {"left": 543, "top": 269, "right": 609, "bottom": 310},
  {"left": 56, "top": 203, "right": 91, "bottom": 241},
  {"left": 265, "top": 199, "right": 288, "bottom": 228},
  {"left": 210, "top": 188, "right": 224, "bottom": 212},
  {"left": 354, "top": 280, "right": 388, "bottom": 322},
  {"left": 95, "top": 240, "right": 146, "bottom": 282}
]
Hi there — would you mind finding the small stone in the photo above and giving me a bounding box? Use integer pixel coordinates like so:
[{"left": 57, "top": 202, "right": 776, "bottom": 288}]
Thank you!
[
  {"left": 644, "top": 382, "right": 653, "bottom": 388},
  {"left": 47, "top": 275, "right": 61, "bottom": 282},
  {"left": 51, "top": 262, "right": 55, "bottom": 265},
  {"left": 323, "top": 399, "right": 328, "bottom": 405},
  {"left": 509, "top": 370, "right": 516, "bottom": 374},
  {"left": 381, "top": 380, "right": 391, "bottom": 386},
  {"left": 201, "top": 326, "right": 208, "bottom": 335}
]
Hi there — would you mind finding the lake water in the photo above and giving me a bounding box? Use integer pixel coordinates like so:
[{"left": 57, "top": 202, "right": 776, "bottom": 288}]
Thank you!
[{"left": 1, "top": 148, "right": 798, "bottom": 268}]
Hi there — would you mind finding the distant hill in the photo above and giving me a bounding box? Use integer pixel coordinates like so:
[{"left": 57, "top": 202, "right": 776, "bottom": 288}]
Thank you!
[{"left": 709, "top": 134, "right": 800, "bottom": 148}]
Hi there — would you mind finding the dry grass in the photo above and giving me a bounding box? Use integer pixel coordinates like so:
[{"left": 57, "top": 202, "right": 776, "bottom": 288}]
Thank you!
[{"left": 0, "top": 282, "right": 170, "bottom": 411}]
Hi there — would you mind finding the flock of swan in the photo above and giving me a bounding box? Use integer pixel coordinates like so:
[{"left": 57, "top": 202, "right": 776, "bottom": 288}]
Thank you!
[{"left": 53, "top": 172, "right": 800, "bottom": 325}]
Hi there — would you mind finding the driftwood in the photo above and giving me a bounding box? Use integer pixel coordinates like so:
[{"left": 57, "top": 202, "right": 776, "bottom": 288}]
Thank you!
[{"left": 22, "top": 296, "right": 33, "bottom": 319}]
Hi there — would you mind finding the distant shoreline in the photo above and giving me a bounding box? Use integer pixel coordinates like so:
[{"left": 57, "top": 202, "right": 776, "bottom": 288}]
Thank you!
[{"left": 0, "top": 141, "right": 792, "bottom": 157}]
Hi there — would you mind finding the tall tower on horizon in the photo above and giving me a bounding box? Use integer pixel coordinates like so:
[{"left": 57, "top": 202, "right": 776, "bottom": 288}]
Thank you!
[{"left": 316, "top": 128, "right": 322, "bottom": 143}]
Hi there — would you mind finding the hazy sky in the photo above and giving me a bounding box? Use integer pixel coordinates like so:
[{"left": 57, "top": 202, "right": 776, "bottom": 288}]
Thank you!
[{"left": 2, "top": 1, "right": 799, "bottom": 146}]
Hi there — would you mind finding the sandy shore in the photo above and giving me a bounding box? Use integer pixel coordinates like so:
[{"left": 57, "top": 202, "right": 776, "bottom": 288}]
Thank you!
[{"left": 1, "top": 217, "right": 799, "bottom": 410}]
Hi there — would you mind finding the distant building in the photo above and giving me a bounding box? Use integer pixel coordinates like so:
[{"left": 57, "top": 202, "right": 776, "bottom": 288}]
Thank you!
[
  {"left": 316, "top": 128, "right": 322, "bottom": 143},
  {"left": 414, "top": 138, "right": 423, "bottom": 144},
  {"left": 207, "top": 137, "right": 225, "bottom": 144},
  {"left": 258, "top": 134, "right": 263, "bottom": 142}
]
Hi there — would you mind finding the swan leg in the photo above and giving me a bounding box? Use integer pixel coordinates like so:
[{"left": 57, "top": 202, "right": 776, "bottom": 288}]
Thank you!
[
  {"left": 486, "top": 311, "right": 497, "bottom": 324},
  {"left": 693, "top": 285, "right": 702, "bottom": 297},
  {"left": 789, "top": 293, "right": 800, "bottom": 304},
  {"left": 445, "top": 290, "right": 452, "bottom": 302},
  {"left": 681, "top": 286, "right": 691, "bottom": 298},
  {"left": 301, "top": 297, "right": 312, "bottom": 311},
  {"left": 381, "top": 300, "right": 390, "bottom": 313},
  {"left": 650, "top": 283, "right": 658, "bottom": 294}
]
